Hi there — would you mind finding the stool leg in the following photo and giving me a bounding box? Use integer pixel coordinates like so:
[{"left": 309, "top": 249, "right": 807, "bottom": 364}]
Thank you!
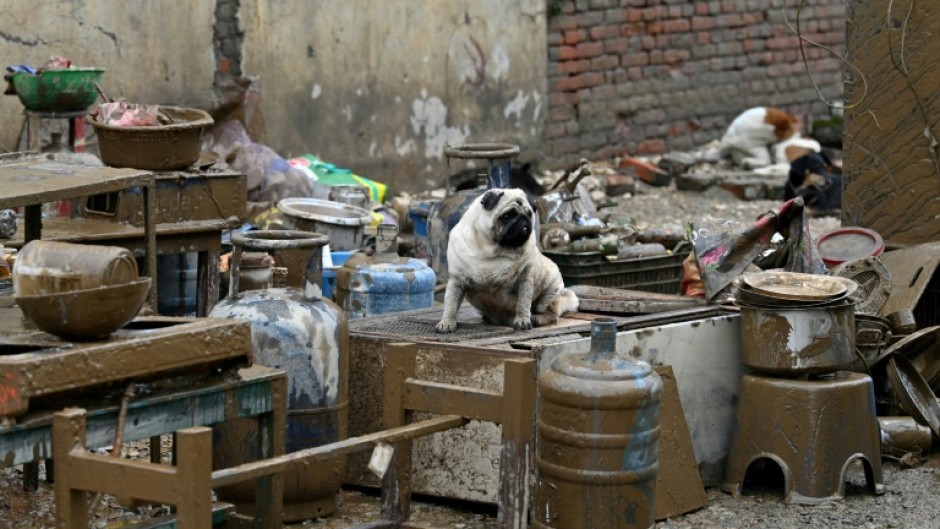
[
  {"left": 70, "top": 116, "right": 86, "bottom": 153},
  {"left": 26, "top": 113, "right": 41, "bottom": 152}
]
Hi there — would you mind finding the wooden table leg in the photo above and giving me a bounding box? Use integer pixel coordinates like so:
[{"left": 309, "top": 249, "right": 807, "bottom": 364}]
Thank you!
[
  {"left": 143, "top": 181, "right": 158, "bottom": 313},
  {"left": 196, "top": 247, "right": 220, "bottom": 317},
  {"left": 24, "top": 204, "right": 42, "bottom": 243}
]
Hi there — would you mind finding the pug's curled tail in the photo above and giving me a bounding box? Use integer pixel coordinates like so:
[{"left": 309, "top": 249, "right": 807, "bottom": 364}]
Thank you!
[{"left": 550, "top": 288, "right": 579, "bottom": 316}]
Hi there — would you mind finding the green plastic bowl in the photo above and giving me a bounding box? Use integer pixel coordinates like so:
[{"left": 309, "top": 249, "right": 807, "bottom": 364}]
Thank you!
[{"left": 11, "top": 68, "right": 105, "bottom": 112}]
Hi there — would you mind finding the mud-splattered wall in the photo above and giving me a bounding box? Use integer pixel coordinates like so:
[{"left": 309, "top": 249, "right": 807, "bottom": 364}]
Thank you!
[
  {"left": 0, "top": 1, "right": 546, "bottom": 195},
  {"left": 843, "top": 0, "right": 940, "bottom": 244},
  {"left": 0, "top": 2, "right": 217, "bottom": 147},
  {"left": 239, "top": 0, "right": 547, "bottom": 193}
]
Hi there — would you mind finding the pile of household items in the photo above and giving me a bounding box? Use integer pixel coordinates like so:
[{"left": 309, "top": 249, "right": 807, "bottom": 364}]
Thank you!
[{"left": 2, "top": 61, "right": 939, "bottom": 529}]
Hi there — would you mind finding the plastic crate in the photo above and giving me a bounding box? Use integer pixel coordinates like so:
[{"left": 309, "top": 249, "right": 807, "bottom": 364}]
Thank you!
[{"left": 545, "top": 248, "right": 690, "bottom": 294}]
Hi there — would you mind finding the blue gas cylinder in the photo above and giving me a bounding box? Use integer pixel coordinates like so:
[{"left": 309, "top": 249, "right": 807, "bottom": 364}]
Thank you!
[
  {"left": 335, "top": 224, "right": 436, "bottom": 319},
  {"left": 209, "top": 230, "right": 348, "bottom": 522}
]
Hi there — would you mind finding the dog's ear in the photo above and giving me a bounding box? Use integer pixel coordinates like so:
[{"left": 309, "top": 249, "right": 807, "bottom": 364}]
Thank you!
[{"left": 480, "top": 190, "right": 504, "bottom": 211}]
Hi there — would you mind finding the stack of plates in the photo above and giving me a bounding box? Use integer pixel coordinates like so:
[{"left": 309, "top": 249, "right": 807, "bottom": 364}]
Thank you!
[{"left": 733, "top": 271, "right": 858, "bottom": 308}]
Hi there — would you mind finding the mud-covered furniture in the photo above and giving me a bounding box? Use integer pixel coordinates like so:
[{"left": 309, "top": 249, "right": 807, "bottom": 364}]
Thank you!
[
  {"left": 0, "top": 152, "right": 157, "bottom": 310},
  {"left": 5, "top": 169, "right": 246, "bottom": 316}
]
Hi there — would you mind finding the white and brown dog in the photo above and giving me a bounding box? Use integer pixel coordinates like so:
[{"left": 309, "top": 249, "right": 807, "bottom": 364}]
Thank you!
[
  {"left": 435, "top": 188, "right": 579, "bottom": 333},
  {"left": 720, "top": 106, "right": 804, "bottom": 168}
]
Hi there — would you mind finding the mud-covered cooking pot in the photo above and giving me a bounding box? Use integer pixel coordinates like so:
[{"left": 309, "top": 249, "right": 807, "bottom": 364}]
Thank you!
[{"left": 739, "top": 300, "right": 856, "bottom": 375}]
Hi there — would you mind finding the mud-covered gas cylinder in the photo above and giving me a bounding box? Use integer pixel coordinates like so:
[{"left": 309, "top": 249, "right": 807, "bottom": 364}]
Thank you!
[
  {"left": 334, "top": 224, "right": 435, "bottom": 319},
  {"left": 209, "top": 230, "right": 349, "bottom": 522},
  {"left": 534, "top": 317, "right": 663, "bottom": 529},
  {"left": 426, "top": 143, "right": 518, "bottom": 281}
]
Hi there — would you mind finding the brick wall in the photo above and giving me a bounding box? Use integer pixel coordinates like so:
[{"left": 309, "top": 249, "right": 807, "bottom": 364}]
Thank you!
[{"left": 544, "top": 0, "right": 846, "bottom": 164}]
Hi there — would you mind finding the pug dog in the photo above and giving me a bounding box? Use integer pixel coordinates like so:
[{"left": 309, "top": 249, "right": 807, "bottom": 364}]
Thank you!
[{"left": 435, "top": 188, "right": 579, "bottom": 333}]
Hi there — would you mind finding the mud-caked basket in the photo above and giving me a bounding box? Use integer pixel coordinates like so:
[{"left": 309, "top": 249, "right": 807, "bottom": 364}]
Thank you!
[{"left": 86, "top": 106, "right": 213, "bottom": 171}]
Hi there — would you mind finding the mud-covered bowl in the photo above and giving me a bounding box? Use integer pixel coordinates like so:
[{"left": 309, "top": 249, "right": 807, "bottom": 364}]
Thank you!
[
  {"left": 15, "top": 278, "right": 151, "bottom": 341},
  {"left": 87, "top": 106, "right": 213, "bottom": 171},
  {"left": 737, "top": 300, "right": 856, "bottom": 375}
]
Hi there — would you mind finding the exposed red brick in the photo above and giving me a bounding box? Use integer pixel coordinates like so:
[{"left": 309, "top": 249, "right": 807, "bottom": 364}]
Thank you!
[
  {"left": 662, "top": 19, "right": 690, "bottom": 33},
  {"left": 589, "top": 25, "right": 621, "bottom": 40},
  {"left": 636, "top": 139, "right": 667, "bottom": 155},
  {"left": 604, "top": 37, "right": 630, "bottom": 54},
  {"left": 564, "top": 29, "right": 587, "bottom": 45},
  {"left": 691, "top": 16, "right": 715, "bottom": 30},
  {"left": 576, "top": 41, "right": 605, "bottom": 58},
  {"left": 560, "top": 59, "right": 591, "bottom": 75},
  {"left": 558, "top": 45, "right": 580, "bottom": 61}
]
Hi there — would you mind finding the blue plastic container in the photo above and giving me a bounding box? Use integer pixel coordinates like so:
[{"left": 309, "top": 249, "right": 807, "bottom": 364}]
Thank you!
[
  {"left": 335, "top": 225, "right": 436, "bottom": 319},
  {"left": 322, "top": 250, "right": 354, "bottom": 301}
]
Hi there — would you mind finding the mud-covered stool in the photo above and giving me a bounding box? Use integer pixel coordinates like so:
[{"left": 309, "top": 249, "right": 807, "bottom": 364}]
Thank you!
[{"left": 721, "top": 372, "right": 885, "bottom": 504}]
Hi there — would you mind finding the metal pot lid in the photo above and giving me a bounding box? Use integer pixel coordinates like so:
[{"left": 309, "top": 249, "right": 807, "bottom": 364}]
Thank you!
[
  {"left": 885, "top": 354, "right": 940, "bottom": 439},
  {"left": 829, "top": 256, "right": 891, "bottom": 315},
  {"left": 740, "top": 271, "right": 856, "bottom": 302}
]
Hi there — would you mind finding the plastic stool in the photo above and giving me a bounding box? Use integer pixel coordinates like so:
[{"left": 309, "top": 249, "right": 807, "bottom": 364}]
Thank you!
[{"left": 722, "top": 372, "right": 885, "bottom": 504}]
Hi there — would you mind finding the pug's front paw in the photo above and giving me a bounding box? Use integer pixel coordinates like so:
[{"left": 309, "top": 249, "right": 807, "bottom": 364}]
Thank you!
[
  {"left": 512, "top": 315, "right": 533, "bottom": 330},
  {"left": 435, "top": 319, "right": 458, "bottom": 333}
]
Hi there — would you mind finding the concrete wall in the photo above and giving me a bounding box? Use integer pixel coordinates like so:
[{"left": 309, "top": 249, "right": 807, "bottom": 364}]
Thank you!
[
  {"left": 239, "top": 0, "right": 547, "bottom": 193},
  {"left": 545, "top": 0, "right": 847, "bottom": 165},
  {"left": 0, "top": 1, "right": 217, "bottom": 151}
]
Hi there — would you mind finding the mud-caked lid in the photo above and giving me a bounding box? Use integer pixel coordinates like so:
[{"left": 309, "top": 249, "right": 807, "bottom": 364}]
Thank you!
[
  {"left": 550, "top": 317, "right": 653, "bottom": 381},
  {"left": 551, "top": 352, "right": 653, "bottom": 381}
]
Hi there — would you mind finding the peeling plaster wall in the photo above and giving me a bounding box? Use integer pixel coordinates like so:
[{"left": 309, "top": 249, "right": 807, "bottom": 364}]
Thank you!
[
  {"left": 0, "top": 1, "right": 216, "bottom": 153},
  {"left": 844, "top": 0, "right": 940, "bottom": 244},
  {"left": 240, "top": 0, "right": 547, "bottom": 193}
]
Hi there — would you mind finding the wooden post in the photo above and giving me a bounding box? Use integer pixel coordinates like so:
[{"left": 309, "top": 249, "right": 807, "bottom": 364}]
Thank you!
[
  {"left": 174, "top": 427, "right": 213, "bottom": 529},
  {"left": 52, "top": 409, "right": 89, "bottom": 529},
  {"left": 380, "top": 343, "right": 417, "bottom": 523},
  {"left": 498, "top": 358, "right": 536, "bottom": 529}
]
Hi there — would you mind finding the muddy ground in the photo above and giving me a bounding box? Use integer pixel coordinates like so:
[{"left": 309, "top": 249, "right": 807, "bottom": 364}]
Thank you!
[{"left": 4, "top": 181, "right": 937, "bottom": 529}]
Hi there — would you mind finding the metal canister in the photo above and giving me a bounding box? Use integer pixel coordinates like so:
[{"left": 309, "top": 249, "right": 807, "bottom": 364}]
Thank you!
[
  {"left": 534, "top": 318, "right": 663, "bottom": 529},
  {"left": 334, "top": 224, "right": 436, "bottom": 319},
  {"left": 13, "top": 240, "right": 138, "bottom": 296},
  {"left": 209, "top": 231, "right": 348, "bottom": 521}
]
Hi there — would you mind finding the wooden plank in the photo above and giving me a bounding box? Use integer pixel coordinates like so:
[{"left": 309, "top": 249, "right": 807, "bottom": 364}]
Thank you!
[
  {"left": 0, "top": 318, "right": 253, "bottom": 416},
  {"left": 0, "top": 154, "right": 153, "bottom": 210},
  {"left": 1, "top": 366, "right": 282, "bottom": 467},
  {"left": 68, "top": 452, "right": 180, "bottom": 505},
  {"left": 844, "top": 0, "right": 940, "bottom": 244},
  {"left": 210, "top": 414, "right": 464, "bottom": 488},
  {"left": 174, "top": 427, "right": 213, "bottom": 529},
  {"left": 404, "top": 380, "right": 503, "bottom": 423}
]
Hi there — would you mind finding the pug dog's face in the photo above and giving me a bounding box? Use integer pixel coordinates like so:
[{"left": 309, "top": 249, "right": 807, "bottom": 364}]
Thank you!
[{"left": 479, "top": 189, "right": 535, "bottom": 249}]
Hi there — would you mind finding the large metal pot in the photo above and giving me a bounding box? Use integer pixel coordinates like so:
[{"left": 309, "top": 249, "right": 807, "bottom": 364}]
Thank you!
[{"left": 739, "top": 301, "right": 856, "bottom": 375}]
